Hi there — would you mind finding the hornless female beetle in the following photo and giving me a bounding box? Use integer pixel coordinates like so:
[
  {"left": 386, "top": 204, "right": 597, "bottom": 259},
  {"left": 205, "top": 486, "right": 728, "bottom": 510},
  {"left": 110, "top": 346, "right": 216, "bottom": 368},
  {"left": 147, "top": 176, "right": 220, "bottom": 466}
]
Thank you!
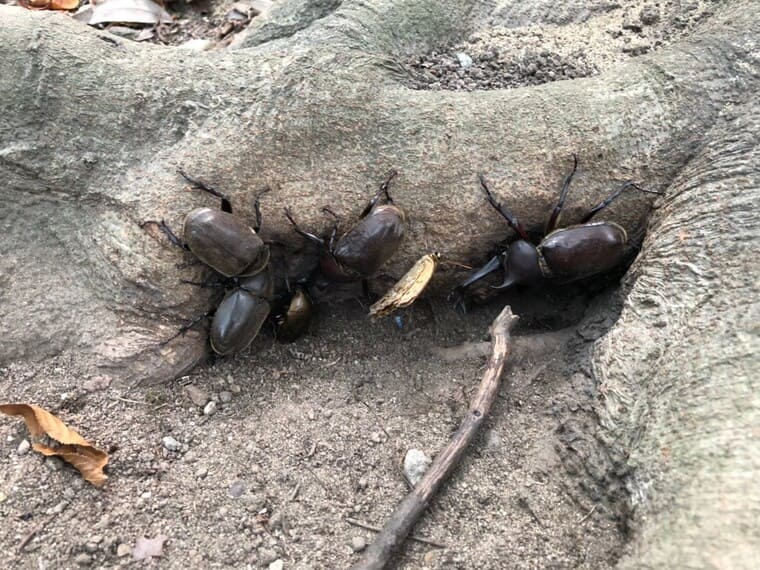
[
  {"left": 454, "top": 156, "right": 662, "bottom": 298},
  {"left": 272, "top": 284, "right": 314, "bottom": 343},
  {"left": 284, "top": 171, "right": 405, "bottom": 284},
  {"left": 142, "top": 171, "right": 277, "bottom": 355},
  {"left": 209, "top": 269, "right": 274, "bottom": 355}
]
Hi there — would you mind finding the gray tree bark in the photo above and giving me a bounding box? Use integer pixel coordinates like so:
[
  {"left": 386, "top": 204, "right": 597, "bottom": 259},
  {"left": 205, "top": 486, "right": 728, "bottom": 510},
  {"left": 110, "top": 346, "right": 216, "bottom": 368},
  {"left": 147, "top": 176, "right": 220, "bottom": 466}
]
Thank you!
[{"left": 0, "top": 0, "right": 758, "bottom": 566}]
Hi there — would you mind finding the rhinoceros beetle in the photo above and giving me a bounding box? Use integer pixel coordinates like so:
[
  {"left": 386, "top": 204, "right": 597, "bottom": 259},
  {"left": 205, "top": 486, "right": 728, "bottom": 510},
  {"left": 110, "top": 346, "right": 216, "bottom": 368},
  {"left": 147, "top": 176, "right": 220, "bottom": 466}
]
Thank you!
[
  {"left": 284, "top": 171, "right": 405, "bottom": 285},
  {"left": 143, "top": 170, "right": 277, "bottom": 355},
  {"left": 454, "top": 156, "right": 662, "bottom": 299}
]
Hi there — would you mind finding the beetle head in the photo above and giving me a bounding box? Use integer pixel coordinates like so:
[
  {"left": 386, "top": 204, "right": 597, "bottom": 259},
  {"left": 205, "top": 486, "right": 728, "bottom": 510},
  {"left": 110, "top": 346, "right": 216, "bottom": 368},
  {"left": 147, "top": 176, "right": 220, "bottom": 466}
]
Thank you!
[{"left": 494, "top": 240, "right": 543, "bottom": 289}]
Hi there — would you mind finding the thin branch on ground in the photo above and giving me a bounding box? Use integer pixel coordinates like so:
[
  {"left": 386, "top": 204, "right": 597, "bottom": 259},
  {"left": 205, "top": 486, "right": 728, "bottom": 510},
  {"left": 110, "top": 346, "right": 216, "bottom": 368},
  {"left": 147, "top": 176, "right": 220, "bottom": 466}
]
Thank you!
[{"left": 351, "top": 306, "right": 519, "bottom": 570}]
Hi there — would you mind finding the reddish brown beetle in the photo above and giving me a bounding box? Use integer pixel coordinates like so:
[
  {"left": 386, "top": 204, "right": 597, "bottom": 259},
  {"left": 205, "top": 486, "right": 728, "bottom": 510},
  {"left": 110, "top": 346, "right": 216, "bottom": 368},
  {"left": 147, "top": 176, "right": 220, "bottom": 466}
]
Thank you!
[
  {"left": 454, "top": 156, "right": 662, "bottom": 297},
  {"left": 284, "top": 171, "right": 405, "bottom": 284}
]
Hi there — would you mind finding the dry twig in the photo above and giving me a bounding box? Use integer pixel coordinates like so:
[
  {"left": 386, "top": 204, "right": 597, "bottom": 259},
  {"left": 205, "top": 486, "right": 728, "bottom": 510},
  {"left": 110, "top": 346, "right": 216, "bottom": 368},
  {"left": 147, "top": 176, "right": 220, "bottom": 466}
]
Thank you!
[{"left": 352, "top": 306, "right": 518, "bottom": 570}]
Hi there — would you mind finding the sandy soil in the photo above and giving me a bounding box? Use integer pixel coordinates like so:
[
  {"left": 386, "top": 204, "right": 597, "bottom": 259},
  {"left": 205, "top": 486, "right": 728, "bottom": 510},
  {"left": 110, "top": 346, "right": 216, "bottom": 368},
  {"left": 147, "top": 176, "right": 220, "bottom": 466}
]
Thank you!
[
  {"left": 1, "top": 275, "right": 630, "bottom": 569},
  {"left": 0, "top": 1, "right": 715, "bottom": 568}
]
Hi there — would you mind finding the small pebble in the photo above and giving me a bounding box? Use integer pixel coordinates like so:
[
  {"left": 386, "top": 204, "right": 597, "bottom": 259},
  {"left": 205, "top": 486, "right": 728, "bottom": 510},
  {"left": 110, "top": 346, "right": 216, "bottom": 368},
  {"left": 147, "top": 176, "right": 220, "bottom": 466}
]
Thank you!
[
  {"left": 74, "top": 552, "right": 92, "bottom": 566},
  {"left": 203, "top": 401, "right": 217, "bottom": 416},
  {"left": 45, "top": 456, "right": 64, "bottom": 471},
  {"left": 455, "top": 52, "right": 473, "bottom": 68},
  {"left": 184, "top": 385, "right": 209, "bottom": 407},
  {"left": 268, "top": 510, "right": 284, "bottom": 530},
  {"left": 269, "top": 560, "right": 284, "bottom": 570},
  {"left": 219, "top": 391, "right": 233, "bottom": 404},
  {"left": 178, "top": 38, "right": 214, "bottom": 51},
  {"left": 357, "top": 477, "right": 368, "bottom": 491},
  {"left": 258, "top": 547, "right": 278, "bottom": 564},
  {"left": 369, "top": 432, "right": 382, "bottom": 444},
  {"left": 162, "top": 436, "right": 181, "bottom": 452},
  {"left": 116, "top": 543, "right": 132, "bottom": 557},
  {"left": 17, "top": 439, "right": 30, "bottom": 455},
  {"left": 403, "top": 449, "right": 432, "bottom": 487},
  {"left": 229, "top": 479, "right": 246, "bottom": 498},
  {"left": 350, "top": 536, "right": 367, "bottom": 552},
  {"left": 484, "top": 429, "right": 502, "bottom": 451},
  {"left": 195, "top": 467, "right": 208, "bottom": 479}
]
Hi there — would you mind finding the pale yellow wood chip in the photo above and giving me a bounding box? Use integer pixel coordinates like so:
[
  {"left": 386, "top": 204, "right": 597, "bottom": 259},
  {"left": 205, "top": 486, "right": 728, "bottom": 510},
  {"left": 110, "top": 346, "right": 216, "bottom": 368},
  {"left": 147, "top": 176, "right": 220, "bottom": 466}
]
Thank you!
[{"left": 370, "top": 253, "right": 440, "bottom": 318}]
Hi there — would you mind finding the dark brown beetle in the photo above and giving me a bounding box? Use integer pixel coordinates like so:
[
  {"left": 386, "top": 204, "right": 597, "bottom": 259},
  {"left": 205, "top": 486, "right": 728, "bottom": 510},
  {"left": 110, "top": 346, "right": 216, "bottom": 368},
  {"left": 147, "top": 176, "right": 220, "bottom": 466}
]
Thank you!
[
  {"left": 273, "top": 284, "right": 313, "bottom": 343},
  {"left": 156, "top": 171, "right": 269, "bottom": 278},
  {"left": 454, "top": 156, "right": 662, "bottom": 297},
  {"left": 210, "top": 269, "right": 274, "bottom": 355},
  {"left": 142, "top": 171, "right": 275, "bottom": 355},
  {"left": 284, "top": 171, "right": 405, "bottom": 284}
]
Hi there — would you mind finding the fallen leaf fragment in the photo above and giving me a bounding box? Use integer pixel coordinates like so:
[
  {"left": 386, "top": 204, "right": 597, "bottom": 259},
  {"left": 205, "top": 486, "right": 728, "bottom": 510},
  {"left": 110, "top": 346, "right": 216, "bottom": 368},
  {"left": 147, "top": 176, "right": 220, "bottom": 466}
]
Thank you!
[
  {"left": 133, "top": 534, "right": 167, "bottom": 560},
  {"left": 50, "top": 0, "right": 79, "bottom": 8},
  {"left": 19, "top": 0, "right": 80, "bottom": 10},
  {"left": 370, "top": 253, "right": 440, "bottom": 318},
  {"left": 0, "top": 404, "right": 109, "bottom": 487},
  {"left": 88, "top": 0, "right": 172, "bottom": 25}
]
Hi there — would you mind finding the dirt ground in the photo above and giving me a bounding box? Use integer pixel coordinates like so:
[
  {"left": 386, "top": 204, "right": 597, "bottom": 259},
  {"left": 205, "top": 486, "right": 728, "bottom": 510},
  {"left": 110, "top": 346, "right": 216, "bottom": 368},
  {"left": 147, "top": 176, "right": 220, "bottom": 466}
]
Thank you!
[
  {"left": 1, "top": 280, "right": 627, "bottom": 569},
  {"left": 0, "top": 1, "right": 715, "bottom": 568}
]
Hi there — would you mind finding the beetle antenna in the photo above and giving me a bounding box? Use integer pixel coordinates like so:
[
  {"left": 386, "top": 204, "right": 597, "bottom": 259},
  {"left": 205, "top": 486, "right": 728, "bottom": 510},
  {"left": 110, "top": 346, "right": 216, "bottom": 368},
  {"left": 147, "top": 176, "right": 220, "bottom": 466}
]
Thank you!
[
  {"left": 580, "top": 181, "right": 663, "bottom": 224},
  {"left": 479, "top": 174, "right": 532, "bottom": 242},
  {"left": 178, "top": 169, "right": 233, "bottom": 214},
  {"left": 545, "top": 154, "right": 579, "bottom": 233}
]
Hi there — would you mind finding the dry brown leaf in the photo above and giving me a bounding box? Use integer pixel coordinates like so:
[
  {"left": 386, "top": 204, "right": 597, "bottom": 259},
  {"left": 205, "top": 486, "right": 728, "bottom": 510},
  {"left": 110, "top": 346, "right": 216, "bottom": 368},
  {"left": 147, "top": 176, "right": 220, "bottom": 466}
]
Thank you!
[
  {"left": 0, "top": 403, "right": 109, "bottom": 487},
  {"left": 20, "top": 0, "right": 80, "bottom": 10},
  {"left": 50, "top": 0, "right": 80, "bottom": 9},
  {"left": 369, "top": 253, "right": 440, "bottom": 318},
  {"left": 133, "top": 534, "right": 167, "bottom": 560}
]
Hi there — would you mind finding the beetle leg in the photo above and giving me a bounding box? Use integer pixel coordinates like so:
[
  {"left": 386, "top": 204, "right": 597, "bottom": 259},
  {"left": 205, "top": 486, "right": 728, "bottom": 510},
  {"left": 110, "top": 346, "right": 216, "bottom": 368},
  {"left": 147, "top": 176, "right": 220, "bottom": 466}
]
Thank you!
[
  {"left": 360, "top": 170, "right": 398, "bottom": 218},
  {"left": 178, "top": 169, "right": 233, "bottom": 214},
  {"left": 321, "top": 207, "right": 341, "bottom": 250},
  {"left": 479, "top": 174, "right": 532, "bottom": 242},
  {"left": 545, "top": 154, "right": 579, "bottom": 233},
  {"left": 159, "top": 311, "right": 213, "bottom": 346},
  {"left": 284, "top": 208, "right": 326, "bottom": 248},
  {"left": 252, "top": 186, "right": 271, "bottom": 233},
  {"left": 580, "top": 181, "right": 663, "bottom": 223},
  {"left": 141, "top": 219, "right": 191, "bottom": 251},
  {"left": 181, "top": 278, "right": 226, "bottom": 289}
]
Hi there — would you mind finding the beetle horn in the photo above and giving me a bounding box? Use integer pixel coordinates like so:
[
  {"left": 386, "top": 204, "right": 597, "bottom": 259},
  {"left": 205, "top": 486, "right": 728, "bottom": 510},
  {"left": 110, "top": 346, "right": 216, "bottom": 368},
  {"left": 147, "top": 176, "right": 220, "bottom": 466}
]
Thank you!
[{"left": 491, "top": 240, "right": 543, "bottom": 289}]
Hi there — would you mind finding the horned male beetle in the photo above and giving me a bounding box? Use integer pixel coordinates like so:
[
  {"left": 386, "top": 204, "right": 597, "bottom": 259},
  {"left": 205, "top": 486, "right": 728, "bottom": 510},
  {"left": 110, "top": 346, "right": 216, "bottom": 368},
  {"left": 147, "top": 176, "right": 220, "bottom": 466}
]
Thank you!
[
  {"left": 142, "top": 171, "right": 275, "bottom": 355},
  {"left": 284, "top": 171, "right": 405, "bottom": 284},
  {"left": 454, "top": 156, "right": 662, "bottom": 298}
]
